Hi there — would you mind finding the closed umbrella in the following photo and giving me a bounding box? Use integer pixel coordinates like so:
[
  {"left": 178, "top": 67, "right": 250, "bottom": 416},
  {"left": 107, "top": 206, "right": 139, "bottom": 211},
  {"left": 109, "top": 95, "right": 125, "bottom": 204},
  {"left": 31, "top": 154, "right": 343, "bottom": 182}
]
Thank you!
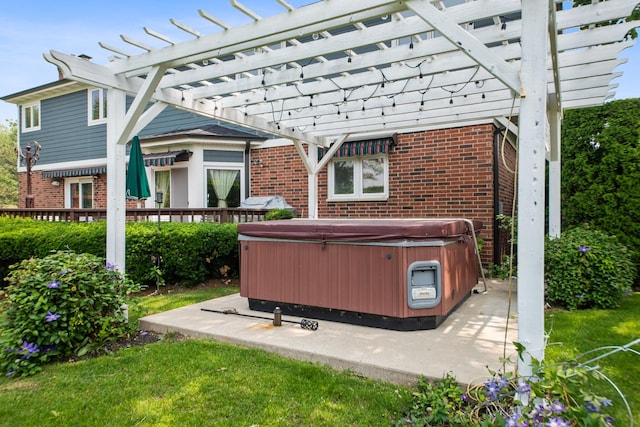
[{"left": 126, "top": 136, "right": 151, "bottom": 200}]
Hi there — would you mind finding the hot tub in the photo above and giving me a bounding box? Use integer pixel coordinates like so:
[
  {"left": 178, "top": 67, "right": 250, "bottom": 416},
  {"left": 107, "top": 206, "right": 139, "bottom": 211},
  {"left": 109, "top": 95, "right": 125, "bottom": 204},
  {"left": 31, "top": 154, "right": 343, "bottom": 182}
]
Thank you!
[{"left": 238, "top": 218, "right": 481, "bottom": 330}]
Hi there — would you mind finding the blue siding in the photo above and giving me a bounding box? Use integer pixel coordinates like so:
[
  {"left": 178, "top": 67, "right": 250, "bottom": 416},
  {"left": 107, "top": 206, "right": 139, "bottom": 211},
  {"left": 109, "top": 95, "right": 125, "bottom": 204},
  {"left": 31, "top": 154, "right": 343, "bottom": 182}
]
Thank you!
[
  {"left": 19, "top": 89, "right": 271, "bottom": 167},
  {"left": 19, "top": 91, "right": 106, "bottom": 165}
]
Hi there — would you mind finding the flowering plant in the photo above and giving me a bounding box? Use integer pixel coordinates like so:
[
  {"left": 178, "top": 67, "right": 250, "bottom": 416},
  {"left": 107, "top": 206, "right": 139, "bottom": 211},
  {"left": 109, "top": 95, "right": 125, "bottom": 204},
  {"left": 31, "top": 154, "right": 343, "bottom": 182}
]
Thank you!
[
  {"left": 1, "top": 250, "right": 140, "bottom": 377},
  {"left": 395, "top": 344, "right": 623, "bottom": 427},
  {"left": 545, "top": 225, "right": 635, "bottom": 310}
]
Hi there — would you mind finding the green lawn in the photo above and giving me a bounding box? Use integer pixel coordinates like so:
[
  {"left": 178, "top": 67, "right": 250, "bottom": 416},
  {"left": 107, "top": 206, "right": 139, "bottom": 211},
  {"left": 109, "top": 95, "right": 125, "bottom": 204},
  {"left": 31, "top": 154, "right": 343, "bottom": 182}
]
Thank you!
[
  {"left": 545, "top": 293, "right": 640, "bottom": 427},
  {"left": 1, "top": 286, "right": 638, "bottom": 426}
]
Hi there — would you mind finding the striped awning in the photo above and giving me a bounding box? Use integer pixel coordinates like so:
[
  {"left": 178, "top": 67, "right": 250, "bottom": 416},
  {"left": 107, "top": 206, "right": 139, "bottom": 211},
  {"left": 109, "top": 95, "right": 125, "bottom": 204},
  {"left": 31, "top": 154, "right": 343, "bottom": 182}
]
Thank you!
[
  {"left": 318, "top": 135, "right": 397, "bottom": 160},
  {"left": 41, "top": 166, "right": 107, "bottom": 178},
  {"left": 143, "top": 150, "right": 192, "bottom": 167}
]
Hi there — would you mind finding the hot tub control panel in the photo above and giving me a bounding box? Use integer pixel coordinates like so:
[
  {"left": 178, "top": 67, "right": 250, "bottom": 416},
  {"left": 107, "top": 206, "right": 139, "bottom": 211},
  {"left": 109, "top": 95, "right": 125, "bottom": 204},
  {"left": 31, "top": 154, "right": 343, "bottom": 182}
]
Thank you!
[{"left": 407, "top": 261, "right": 441, "bottom": 309}]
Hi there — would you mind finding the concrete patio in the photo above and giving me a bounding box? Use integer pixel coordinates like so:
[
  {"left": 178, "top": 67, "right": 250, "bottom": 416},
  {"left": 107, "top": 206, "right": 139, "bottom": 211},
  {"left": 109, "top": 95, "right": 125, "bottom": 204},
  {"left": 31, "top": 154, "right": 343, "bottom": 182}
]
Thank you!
[{"left": 139, "top": 279, "right": 518, "bottom": 385}]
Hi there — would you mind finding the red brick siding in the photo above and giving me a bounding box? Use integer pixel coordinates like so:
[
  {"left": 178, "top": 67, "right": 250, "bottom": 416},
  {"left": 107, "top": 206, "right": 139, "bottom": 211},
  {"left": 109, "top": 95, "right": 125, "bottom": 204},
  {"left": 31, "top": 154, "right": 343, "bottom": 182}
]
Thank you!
[
  {"left": 18, "top": 172, "right": 138, "bottom": 209},
  {"left": 249, "top": 124, "right": 508, "bottom": 265}
]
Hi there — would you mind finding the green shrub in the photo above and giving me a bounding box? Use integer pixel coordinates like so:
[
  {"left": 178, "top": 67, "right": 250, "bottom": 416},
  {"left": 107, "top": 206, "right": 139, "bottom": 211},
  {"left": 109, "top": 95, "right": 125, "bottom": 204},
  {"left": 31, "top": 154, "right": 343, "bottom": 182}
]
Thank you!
[
  {"left": 0, "top": 250, "right": 140, "bottom": 376},
  {"left": 545, "top": 226, "right": 635, "bottom": 310},
  {"left": 0, "top": 219, "right": 240, "bottom": 288},
  {"left": 264, "top": 209, "right": 295, "bottom": 220},
  {"left": 126, "top": 222, "right": 239, "bottom": 287}
]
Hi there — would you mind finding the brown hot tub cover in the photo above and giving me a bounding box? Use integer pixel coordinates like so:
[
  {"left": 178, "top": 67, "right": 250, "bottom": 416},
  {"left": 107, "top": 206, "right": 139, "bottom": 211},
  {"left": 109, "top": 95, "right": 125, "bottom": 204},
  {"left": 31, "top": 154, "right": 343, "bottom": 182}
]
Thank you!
[{"left": 237, "top": 218, "right": 482, "bottom": 242}]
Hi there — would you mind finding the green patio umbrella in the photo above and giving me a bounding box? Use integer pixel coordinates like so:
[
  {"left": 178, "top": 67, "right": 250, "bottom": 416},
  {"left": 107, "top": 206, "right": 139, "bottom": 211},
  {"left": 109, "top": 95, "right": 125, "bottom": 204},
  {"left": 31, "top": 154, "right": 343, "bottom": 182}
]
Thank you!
[{"left": 126, "top": 135, "right": 151, "bottom": 200}]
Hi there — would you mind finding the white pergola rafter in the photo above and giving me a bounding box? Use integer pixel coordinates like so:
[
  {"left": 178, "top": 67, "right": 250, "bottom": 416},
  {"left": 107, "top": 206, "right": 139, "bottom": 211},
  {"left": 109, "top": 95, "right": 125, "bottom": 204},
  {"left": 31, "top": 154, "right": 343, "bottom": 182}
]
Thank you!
[{"left": 43, "top": 0, "right": 638, "bottom": 379}]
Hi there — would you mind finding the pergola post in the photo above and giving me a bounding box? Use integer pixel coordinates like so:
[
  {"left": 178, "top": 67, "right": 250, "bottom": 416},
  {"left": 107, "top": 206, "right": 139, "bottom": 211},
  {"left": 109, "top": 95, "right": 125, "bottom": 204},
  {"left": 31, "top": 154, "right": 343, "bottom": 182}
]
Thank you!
[
  {"left": 517, "top": 0, "right": 548, "bottom": 376},
  {"left": 308, "top": 145, "right": 319, "bottom": 219},
  {"left": 548, "top": 94, "right": 562, "bottom": 239},
  {"left": 106, "top": 89, "right": 128, "bottom": 273}
]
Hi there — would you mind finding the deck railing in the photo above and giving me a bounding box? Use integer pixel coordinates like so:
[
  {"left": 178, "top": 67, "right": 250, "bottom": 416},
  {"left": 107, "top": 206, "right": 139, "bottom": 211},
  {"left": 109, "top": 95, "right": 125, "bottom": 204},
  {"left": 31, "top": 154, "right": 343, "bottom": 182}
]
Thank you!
[{"left": 0, "top": 207, "right": 270, "bottom": 224}]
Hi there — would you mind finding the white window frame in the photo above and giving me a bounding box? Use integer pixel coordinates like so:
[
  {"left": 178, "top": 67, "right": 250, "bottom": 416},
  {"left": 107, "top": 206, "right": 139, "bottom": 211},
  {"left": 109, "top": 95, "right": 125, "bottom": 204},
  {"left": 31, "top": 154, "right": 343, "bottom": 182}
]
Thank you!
[
  {"left": 22, "top": 102, "right": 41, "bottom": 132},
  {"left": 65, "top": 178, "right": 94, "bottom": 208},
  {"left": 204, "top": 162, "right": 245, "bottom": 208},
  {"left": 327, "top": 155, "right": 389, "bottom": 202},
  {"left": 87, "top": 88, "right": 108, "bottom": 125}
]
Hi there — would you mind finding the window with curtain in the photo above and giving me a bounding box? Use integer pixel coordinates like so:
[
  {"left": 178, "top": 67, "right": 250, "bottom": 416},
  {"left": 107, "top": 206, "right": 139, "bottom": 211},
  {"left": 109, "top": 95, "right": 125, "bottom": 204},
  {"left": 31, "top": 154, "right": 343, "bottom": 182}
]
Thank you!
[
  {"left": 207, "top": 169, "right": 240, "bottom": 207},
  {"left": 155, "top": 170, "right": 171, "bottom": 208},
  {"left": 328, "top": 155, "right": 388, "bottom": 201}
]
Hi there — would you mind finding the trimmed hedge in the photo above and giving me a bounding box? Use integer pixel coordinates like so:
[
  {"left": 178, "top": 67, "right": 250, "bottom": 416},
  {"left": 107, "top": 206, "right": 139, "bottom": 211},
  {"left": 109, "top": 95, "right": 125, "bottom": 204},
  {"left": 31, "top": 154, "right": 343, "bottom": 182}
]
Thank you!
[{"left": 0, "top": 217, "right": 239, "bottom": 288}]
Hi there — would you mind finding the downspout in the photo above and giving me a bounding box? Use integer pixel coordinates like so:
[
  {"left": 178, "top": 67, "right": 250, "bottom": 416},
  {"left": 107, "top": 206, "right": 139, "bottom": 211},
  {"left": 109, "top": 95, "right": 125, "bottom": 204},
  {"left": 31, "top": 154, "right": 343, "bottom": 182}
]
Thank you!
[
  {"left": 244, "top": 141, "right": 251, "bottom": 198},
  {"left": 493, "top": 126, "right": 505, "bottom": 266}
]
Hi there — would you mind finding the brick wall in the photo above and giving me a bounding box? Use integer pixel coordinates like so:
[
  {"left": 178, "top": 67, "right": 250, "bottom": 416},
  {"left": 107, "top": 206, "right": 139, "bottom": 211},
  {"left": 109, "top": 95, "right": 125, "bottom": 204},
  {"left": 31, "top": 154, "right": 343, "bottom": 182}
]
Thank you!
[
  {"left": 18, "top": 172, "right": 65, "bottom": 208},
  {"left": 18, "top": 172, "right": 139, "bottom": 209},
  {"left": 249, "top": 124, "right": 514, "bottom": 265}
]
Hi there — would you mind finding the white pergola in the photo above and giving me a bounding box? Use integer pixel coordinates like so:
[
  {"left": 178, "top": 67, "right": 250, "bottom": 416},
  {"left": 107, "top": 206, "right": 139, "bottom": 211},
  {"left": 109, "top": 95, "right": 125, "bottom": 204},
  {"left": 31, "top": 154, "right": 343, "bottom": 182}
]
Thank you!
[{"left": 45, "top": 0, "right": 637, "bottom": 376}]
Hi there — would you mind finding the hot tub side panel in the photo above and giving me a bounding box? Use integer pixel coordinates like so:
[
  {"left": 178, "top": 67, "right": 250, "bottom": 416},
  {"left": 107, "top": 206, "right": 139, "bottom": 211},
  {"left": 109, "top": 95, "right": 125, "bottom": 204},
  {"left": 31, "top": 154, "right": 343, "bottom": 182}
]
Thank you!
[{"left": 240, "top": 240, "right": 411, "bottom": 317}]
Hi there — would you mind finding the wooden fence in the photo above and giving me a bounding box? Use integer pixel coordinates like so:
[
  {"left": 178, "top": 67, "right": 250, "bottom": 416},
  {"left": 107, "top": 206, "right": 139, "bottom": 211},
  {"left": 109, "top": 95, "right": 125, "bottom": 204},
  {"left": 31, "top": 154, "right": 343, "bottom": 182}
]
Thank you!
[{"left": 0, "top": 207, "right": 270, "bottom": 224}]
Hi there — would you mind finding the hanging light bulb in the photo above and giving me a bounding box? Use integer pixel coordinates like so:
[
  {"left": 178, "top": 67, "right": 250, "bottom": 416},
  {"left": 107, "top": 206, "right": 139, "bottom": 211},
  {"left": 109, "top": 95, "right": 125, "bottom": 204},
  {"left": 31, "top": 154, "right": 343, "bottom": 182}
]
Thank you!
[
  {"left": 337, "top": 106, "right": 341, "bottom": 116},
  {"left": 312, "top": 33, "right": 319, "bottom": 40},
  {"left": 409, "top": 37, "right": 414, "bottom": 50},
  {"left": 449, "top": 96, "right": 454, "bottom": 105}
]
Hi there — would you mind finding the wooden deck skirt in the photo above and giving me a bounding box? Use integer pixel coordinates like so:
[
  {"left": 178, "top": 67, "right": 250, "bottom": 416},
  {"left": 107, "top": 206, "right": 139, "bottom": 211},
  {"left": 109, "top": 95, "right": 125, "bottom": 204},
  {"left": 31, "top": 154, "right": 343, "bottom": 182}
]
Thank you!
[{"left": 238, "top": 219, "right": 481, "bottom": 330}]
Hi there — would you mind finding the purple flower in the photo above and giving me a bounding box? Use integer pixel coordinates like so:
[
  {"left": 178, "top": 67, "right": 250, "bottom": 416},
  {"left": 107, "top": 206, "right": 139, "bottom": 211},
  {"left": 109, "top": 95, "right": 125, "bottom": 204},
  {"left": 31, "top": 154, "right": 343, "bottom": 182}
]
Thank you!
[
  {"left": 6, "top": 371, "right": 14, "bottom": 377},
  {"left": 460, "top": 393, "right": 468, "bottom": 401},
  {"left": 550, "top": 400, "right": 566, "bottom": 414},
  {"left": 585, "top": 401, "right": 599, "bottom": 413},
  {"left": 140, "top": 331, "right": 148, "bottom": 336},
  {"left": 578, "top": 245, "right": 591, "bottom": 253},
  {"left": 547, "top": 417, "right": 570, "bottom": 427},
  {"left": 605, "top": 416, "right": 615, "bottom": 426},
  {"left": 58, "top": 268, "right": 70, "bottom": 275},
  {"left": 20, "top": 341, "right": 39, "bottom": 359},
  {"left": 497, "top": 375, "right": 509, "bottom": 389},
  {"left": 600, "top": 398, "right": 612, "bottom": 407},
  {"left": 45, "top": 311, "right": 61, "bottom": 322},
  {"left": 46, "top": 280, "right": 60, "bottom": 289},
  {"left": 105, "top": 262, "right": 116, "bottom": 271},
  {"left": 485, "top": 384, "right": 499, "bottom": 400},
  {"left": 506, "top": 413, "right": 529, "bottom": 427},
  {"left": 516, "top": 378, "right": 531, "bottom": 394}
]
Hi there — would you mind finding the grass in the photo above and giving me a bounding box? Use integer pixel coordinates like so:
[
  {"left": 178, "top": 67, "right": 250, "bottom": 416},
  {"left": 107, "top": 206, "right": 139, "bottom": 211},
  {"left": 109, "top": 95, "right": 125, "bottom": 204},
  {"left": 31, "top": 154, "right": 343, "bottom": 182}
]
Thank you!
[
  {"left": 0, "top": 339, "right": 409, "bottom": 426},
  {"left": 544, "top": 293, "right": 640, "bottom": 426},
  {"left": 128, "top": 284, "right": 240, "bottom": 325},
  {"left": 0, "top": 285, "right": 638, "bottom": 426}
]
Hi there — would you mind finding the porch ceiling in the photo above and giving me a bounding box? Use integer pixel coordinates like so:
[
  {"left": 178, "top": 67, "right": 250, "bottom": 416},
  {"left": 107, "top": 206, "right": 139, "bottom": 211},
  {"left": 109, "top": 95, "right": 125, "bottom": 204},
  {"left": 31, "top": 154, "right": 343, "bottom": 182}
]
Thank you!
[{"left": 44, "top": 0, "right": 637, "bottom": 146}]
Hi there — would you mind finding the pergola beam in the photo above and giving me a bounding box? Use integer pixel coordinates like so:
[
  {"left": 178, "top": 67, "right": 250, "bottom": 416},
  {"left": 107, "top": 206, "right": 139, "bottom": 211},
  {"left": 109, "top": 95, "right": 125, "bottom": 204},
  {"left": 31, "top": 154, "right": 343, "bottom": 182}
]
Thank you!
[{"left": 405, "top": 0, "right": 521, "bottom": 93}]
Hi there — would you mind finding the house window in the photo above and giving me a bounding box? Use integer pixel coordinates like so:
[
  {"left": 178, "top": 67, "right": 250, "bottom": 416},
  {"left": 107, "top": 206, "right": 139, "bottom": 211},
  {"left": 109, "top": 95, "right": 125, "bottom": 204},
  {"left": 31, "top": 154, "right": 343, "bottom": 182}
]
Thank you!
[
  {"left": 22, "top": 102, "right": 41, "bottom": 132},
  {"left": 206, "top": 168, "right": 241, "bottom": 207},
  {"left": 88, "top": 88, "right": 108, "bottom": 124},
  {"left": 67, "top": 180, "right": 93, "bottom": 208},
  {"left": 328, "top": 156, "right": 388, "bottom": 201}
]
